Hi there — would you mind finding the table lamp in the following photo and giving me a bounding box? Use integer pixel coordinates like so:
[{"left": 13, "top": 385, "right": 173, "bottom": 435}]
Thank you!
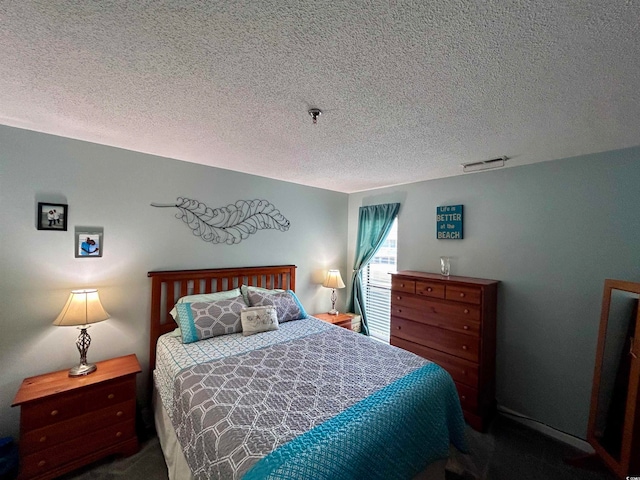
[
  {"left": 53, "top": 289, "right": 110, "bottom": 376},
  {"left": 322, "top": 270, "right": 346, "bottom": 315}
]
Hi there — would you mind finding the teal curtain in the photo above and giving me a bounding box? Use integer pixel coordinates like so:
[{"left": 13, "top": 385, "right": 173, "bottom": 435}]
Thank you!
[{"left": 347, "top": 203, "right": 400, "bottom": 335}]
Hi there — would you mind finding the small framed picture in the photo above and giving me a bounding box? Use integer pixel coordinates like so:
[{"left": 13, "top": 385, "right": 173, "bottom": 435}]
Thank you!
[
  {"left": 37, "top": 203, "right": 68, "bottom": 231},
  {"left": 76, "top": 232, "right": 103, "bottom": 258}
]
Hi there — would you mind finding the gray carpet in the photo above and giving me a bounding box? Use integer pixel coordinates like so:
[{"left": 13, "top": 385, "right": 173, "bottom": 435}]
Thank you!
[{"left": 56, "top": 415, "right": 618, "bottom": 480}]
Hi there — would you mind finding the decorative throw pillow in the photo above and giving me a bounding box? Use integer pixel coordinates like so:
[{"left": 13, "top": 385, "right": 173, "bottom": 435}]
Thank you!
[
  {"left": 240, "top": 306, "right": 279, "bottom": 336},
  {"left": 246, "top": 290, "right": 309, "bottom": 323},
  {"left": 169, "top": 288, "right": 243, "bottom": 319},
  {"left": 240, "top": 285, "right": 285, "bottom": 305},
  {"left": 174, "top": 295, "right": 246, "bottom": 344}
]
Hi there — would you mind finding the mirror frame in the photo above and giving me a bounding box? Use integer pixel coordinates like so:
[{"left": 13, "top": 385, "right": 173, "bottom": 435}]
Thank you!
[{"left": 587, "top": 279, "right": 640, "bottom": 478}]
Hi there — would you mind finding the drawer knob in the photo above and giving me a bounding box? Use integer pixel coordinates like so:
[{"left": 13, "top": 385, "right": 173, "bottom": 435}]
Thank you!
[
  {"left": 464, "top": 309, "right": 469, "bottom": 314},
  {"left": 38, "top": 460, "right": 46, "bottom": 467},
  {"left": 463, "top": 325, "right": 469, "bottom": 330},
  {"left": 459, "top": 293, "right": 465, "bottom": 297},
  {"left": 116, "top": 431, "right": 122, "bottom": 437},
  {"left": 50, "top": 409, "right": 58, "bottom": 416},
  {"left": 461, "top": 370, "right": 467, "bottom": 375},
  {"left": 462, "top": 345, "right": 468, "bottom": 350},
  {"left": 461, "top": 395, "right": 467, "bottom": 401},
  {"left": 108, "top": 393, "right": 115, "bottom": 400},
  {"left": 39, "top": 436, "right": 47, "bottom": 443},
  {"left": 117, "top": 411, "right": 123, "bottom": 417},
  {"left": 397, "top": 308, "right": 402, "bottom": 313},
  {"left": 396, "top": 296, "right": 401, "bottom": 300},
  {"left": 397, "top": 326, "right": 401, "bottom": 330},
  {"left": 400, "top": 283, "right": 405, "bottom": 287},
  {"left": 427, "top": 287, "right": 432, "bottom": 292}
]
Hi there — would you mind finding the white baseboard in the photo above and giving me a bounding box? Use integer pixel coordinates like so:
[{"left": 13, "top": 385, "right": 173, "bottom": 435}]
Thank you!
[{"left": 496, "top": 405, "right": 594, "bottom": 453}]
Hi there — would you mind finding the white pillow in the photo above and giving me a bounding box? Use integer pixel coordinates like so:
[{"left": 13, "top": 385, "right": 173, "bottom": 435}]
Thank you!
[{"left": 240, "top": 306, "right": 279, "bottom": 336}]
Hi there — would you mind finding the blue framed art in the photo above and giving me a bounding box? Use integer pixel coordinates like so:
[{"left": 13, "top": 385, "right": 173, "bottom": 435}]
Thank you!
[{"left": 436, "top": 205, "right": 463, "bottom": 239}]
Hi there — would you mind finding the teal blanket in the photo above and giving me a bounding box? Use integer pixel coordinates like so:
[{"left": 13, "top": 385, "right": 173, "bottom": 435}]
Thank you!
[{"left": 244, "top": 362, "right": 467, "bottom": 480}]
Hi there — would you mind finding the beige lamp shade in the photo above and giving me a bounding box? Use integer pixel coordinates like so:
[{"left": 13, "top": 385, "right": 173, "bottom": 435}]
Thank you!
[
  {"left": 53, "top": 289, "right": 110, "bottom": 327},
  {"left": 323, "top": 270, "right": 345, "bottom": 289}
]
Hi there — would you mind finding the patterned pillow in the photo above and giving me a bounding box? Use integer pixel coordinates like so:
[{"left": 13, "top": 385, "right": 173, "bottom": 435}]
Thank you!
[
  {"left": 246, "top": 290, "right": 309, "bottom": 323},
  {"left": 240, "top": 285, "right": 284, "bottom": 305},
  {"left": 240, "top": 306, "right": 279, "bottom": 336},
  {"left": 175, "top": 295, "right": 247, "bottom": 343},
  {"left": 169, "top": 288, "right": 242, "bottom": 319}
]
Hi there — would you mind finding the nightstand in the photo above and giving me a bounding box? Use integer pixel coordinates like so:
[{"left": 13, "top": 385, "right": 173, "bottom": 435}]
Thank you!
[
  {"left": 12, "top": 354, "right": 141, "bottom": 480},
  {"left": 314, "top": 312, "right": 360, "bottom": 331}
]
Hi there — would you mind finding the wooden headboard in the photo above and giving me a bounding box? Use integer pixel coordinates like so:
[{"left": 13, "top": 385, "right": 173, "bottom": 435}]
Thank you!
[{"left": 147, "top": 265, "right": 296, "bottom": 372}]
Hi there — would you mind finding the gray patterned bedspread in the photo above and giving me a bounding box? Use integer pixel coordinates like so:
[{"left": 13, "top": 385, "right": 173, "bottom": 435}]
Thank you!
[{"left": 171, "top": 324, "right": 465, "bottom": 479}]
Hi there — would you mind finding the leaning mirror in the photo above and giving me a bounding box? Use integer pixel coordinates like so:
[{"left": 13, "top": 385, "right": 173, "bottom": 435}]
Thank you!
[{"left": 587, "top": 279, "right": 640, "bottom": 478}]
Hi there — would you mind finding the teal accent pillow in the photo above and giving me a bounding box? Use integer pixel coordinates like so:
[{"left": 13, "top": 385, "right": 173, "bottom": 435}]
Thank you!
[
  {"left": 175, "top": 295, "right": 247, "bottom": 344},
  {"left": 246, "top": 290, "right": 308, "bottom": 323}
]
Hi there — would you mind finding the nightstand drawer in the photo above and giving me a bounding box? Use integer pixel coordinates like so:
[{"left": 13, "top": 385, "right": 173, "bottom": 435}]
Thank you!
[
  {"left": 21, "top": 420, "right": 135, "bottom": 479},
  {"left": 84, "top": 377, "right": 136, "bottom": 411},
  {"left": 20, "top": 391, "right": 85, "bottom": 430},
  {"left": 21, "top": 400, "right": 135, "bottom": 455}
]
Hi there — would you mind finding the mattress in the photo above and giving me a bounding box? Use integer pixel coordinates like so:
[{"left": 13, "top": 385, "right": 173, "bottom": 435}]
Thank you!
[{"left": 155, "top": 317, "right": 467, "bottom": 479}]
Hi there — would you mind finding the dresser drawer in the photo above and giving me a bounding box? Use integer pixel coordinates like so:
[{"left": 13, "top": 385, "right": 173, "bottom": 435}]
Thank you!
[
  {"left": 392, "top": 299, "right": 480, "bottom": 336},
  {"left": 391, "top": 317, "right": 480, "bottom": 362},
  {"left": 445, "top": 285, "right": 482, "bottom": 304},
  {"left": 415, "top": 281, "right": 445, "bottom": 299},
  {"left": 390, "top": 337, "right": 479, "bottom": 388},
  {"left": 392, "top": 278, "right": 415, "bottom": 294},
  {"left": 21, "top": 419, "right": 135, "bottom": 478},
  {"left": 21, "top": 400, "right": 135, "bottom": 455},
  {"left": 455, "top": 382, "right": 479, "bottom": 412}
]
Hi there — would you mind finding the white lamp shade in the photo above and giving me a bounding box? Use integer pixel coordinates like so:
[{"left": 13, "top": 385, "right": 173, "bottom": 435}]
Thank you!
[
  {"left": 323, "top": 270, "right": 345, "bottom": 289},
  {"left": 53, "top": 289, "right": 110, "bottom": 327}
]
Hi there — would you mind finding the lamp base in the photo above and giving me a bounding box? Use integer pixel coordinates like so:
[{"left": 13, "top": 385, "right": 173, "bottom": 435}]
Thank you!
[
  {"left": 69, "top": 362, "right": 97, "bottom": 377},
  {"left": 327, "top": 309, "right": 339, "bottom": 315}
]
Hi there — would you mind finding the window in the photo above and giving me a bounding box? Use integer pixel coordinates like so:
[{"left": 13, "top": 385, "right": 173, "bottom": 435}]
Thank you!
[{"left": 363, "top": 218, "right": 397, "bottom": 342}]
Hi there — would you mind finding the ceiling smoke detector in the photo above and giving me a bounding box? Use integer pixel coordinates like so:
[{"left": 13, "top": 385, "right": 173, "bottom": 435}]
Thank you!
[{"left": 308, "top": 108, "right": 322, "bottom": 125}]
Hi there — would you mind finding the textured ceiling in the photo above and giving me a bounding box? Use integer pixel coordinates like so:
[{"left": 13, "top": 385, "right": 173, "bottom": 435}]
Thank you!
[{"left": 1, "top": 1, "right": 639, "bottom": 193}]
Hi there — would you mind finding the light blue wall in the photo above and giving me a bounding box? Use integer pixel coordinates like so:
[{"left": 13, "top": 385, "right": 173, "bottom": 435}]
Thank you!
[
  {"left": 0, "top": 126, "right": 348, "bottom": 438},
  {"left": 347, "top": 147, "right": 640, "bottom": 439}
]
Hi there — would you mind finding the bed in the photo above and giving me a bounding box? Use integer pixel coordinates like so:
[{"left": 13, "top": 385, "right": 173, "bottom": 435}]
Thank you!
[{"left": 148, "top": 265, "right": 467, "bottom": 480}]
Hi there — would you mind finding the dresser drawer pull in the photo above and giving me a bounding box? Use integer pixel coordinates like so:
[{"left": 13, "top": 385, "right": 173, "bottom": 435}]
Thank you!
[
  {"left": 463, "top": 325, "right": 470, "bottom": 330},
  {"left": 427, "top": 287, "right": 432, "bottom": 292},
  {"left": 396, "top": 325, "right": 401, "bottom": 330},
  {"left": 461, "top": 395, "right": 467, "bottom": 401},
  {"left": 117, "top": 411, "right": 124, "bottom": 417},
  {"left": 462, "top": 345, "right": 468, "bottom": 350},
  {"left": 108, "top": 393, "right": 115, "bottom": 400},
  {"left": 464, "top": 309, "right": 469, "bottom": 314},
  {"left": 461, "top": 370, "right": 467, "bottom": 375},
  {"left": 116, "top": 431, "right": 122, "bottom": 437},
  {"left": 400, "top": 283, "right": 405, "bottom": 287},
  {"left": 459, "top": 293, "right": 465, "bottom": 298},
  {"left": 396, "top": 296, "right": 401, "bottom": 300},
  {"left": 39, "top": 436, "right": 47, "bottom": 443},
  {"left": 50, "top": 409, "right": 58, "bottom": 417},
  {"left": 38, "top": 460, "right": 46, "bottom": 467}
]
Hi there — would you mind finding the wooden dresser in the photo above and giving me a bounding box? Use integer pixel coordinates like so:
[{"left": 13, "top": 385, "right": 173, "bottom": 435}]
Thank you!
[
  {"left": 12, "top": 354, "right": 141, "bottom": 480},
  {"left": 390, "top": 271, "right": 498, "bottom": 431}
]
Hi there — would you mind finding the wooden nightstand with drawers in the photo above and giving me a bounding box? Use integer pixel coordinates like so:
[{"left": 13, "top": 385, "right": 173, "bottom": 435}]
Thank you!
[
  {"left": 314, "top": 312, "right": 361, "bottom": 332},
  {"left": 12, "top": 354, "right": 141, "bottom": 480}
]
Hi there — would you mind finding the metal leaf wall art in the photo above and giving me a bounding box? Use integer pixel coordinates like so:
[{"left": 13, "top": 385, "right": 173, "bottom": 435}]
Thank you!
[{"left": 151, "top": 197, "right": 290, "bottom": 245}]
